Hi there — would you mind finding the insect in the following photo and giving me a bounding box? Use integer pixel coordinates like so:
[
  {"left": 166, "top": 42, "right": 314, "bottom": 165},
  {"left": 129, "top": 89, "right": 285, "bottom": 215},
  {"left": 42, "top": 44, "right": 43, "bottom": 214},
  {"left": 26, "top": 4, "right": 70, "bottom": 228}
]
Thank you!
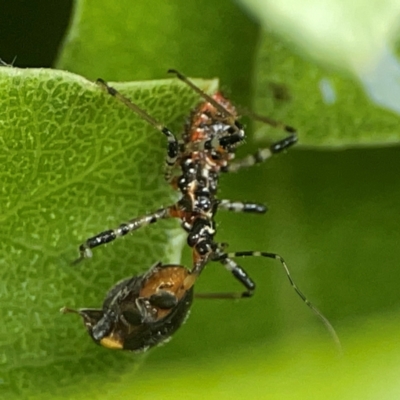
[
  {"left": 62, "top": 262, "right": 193, "bottom": 351},
  {"left": 69, "top": 70, "right": 340, "bottom": 350},
  {"left": 63, "top": 254, "right": 338, "bottom": 352},
  {"left": 74, "top": 70, "right": 296, "bottom": 279}
]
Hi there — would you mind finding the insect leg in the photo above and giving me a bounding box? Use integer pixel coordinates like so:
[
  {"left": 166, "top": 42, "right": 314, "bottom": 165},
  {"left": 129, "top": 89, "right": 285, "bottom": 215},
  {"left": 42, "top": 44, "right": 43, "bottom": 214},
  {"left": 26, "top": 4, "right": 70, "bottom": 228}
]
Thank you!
[
  {"left": 223, "top": 133, "right": 297, "bottom": 173},
  {"left": 218, "top": 199, "right": 267, "bottom": 214},
  {"left": 73, "top": 207, "right": 171, "bottom": 264},
  {"left": 195, "top": 255, "right": 256, "bottom": 299},
  {"left": 214, "top": 250, "right": 341, "bottom": 351},
  {"left": 96, "top": 78, "right": 178, "bottom": 181}
]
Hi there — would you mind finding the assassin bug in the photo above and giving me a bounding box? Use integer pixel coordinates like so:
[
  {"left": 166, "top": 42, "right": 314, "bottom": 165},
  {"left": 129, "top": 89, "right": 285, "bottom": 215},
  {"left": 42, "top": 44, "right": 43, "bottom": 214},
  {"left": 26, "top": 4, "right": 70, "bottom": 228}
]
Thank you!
[
  {"left": 70, "top": 70, "right": 340, "bottom": 350},
  {"left": 74, "top": 69, "right": 296, "bottom": 276}
]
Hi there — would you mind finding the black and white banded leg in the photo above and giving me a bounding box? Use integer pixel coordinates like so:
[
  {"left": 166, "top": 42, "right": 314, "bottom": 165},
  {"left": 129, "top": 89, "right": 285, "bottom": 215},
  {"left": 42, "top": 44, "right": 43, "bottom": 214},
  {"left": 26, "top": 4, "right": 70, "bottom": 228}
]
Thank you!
[
  {"left": 223, "top": 133, "right": 298, "bottom": 173},
  {"left": 200, "top": 250, "right": 341, "bottom": 351},
  {"left": 96, "top": 78, "right": 179, "bottom": 181},
  {"left": 74, "top": 207, "right": 171, "bottom": 264},
  {"left": 218, "top": 199, "right": 267, "bottom": 214}
]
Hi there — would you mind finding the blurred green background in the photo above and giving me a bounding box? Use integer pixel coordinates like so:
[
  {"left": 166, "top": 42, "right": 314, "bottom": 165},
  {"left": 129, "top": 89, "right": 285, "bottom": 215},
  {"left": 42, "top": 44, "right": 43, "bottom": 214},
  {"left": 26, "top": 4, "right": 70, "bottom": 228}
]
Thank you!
[{"left": 1, "top": 0, "right": 400, "bottom": 399}]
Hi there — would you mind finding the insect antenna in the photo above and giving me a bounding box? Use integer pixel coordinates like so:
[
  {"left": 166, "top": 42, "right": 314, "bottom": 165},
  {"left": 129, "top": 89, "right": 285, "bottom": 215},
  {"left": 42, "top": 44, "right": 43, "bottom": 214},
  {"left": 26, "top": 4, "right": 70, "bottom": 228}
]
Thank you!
[
  {"left": 238, "top": 108, "right": 297, "bottom": 134},
  {"left": 217, "top": 251, "right": 342, "bottom": 354},
  {"left": 168, "top": 69, "right": 240, "bottom": 130}
]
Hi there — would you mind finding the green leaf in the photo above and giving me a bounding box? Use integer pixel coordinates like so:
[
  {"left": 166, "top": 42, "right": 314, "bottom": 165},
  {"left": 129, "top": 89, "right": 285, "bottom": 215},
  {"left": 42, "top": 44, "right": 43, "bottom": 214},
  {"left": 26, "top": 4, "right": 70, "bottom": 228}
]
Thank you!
[
  {"left": 129, "top": 145, "right": 400, "bottom": 400},
  {"left": 236, "top": 0, "right": 400, "bottom": 147},
  {"left": 57, "top": 0, "right": 258, "bottom": 102},
  {"left": 0, "top": 66, "right": 217, "bottom": 398},
  {"left": 33, "top": 311, "right": 400, "bottom": 400},
  {"left": 252, "top": 33, "right": 400, "bottom": 147},
  {"left": 238, "top": 0, "right": 400, "bottom": 71},
  {"left": 5, "top": 1, "right": 400, "bottom": 399}
]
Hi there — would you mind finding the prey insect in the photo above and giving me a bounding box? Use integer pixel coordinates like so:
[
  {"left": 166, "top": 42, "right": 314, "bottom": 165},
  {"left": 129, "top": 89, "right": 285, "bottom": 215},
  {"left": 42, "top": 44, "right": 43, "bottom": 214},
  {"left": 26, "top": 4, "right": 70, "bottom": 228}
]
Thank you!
[
  {"left": 70, "top": 70, "right": 340, "bottom": 351},
  {"left": 62, "top": 262, "right": 193, "bottom": 351},
  {"left": 63, "top": 252, "right": 339, "bottom": 352}
]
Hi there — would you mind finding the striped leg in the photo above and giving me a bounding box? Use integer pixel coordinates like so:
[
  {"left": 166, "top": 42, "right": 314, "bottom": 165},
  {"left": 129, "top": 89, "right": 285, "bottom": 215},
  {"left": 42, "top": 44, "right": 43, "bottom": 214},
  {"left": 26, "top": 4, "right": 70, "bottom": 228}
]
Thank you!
[
  {"left": 209, "top": 250, "right": 341, "bottom": 351},
  {"left": 195, "top": 256, "right": 256, "bottom": 300},
  {"left": 218, "top": 199, "right": 267, "bottom": 214},
  {"left": 224, "top": 133, "right": 297, "bottom": 173},
  {"left": 73, "top": 207, "right": 171, "bottom": 264},
  {"left": 96, "top": 79, "right": 179, "bottom": 181}
]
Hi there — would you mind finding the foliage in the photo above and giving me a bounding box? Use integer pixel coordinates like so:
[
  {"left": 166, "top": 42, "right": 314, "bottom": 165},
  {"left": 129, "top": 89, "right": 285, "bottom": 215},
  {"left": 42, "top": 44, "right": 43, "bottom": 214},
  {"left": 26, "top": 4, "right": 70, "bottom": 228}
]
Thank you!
[{"left": 1, "top": 0, "right": 400, "bottom": 398}]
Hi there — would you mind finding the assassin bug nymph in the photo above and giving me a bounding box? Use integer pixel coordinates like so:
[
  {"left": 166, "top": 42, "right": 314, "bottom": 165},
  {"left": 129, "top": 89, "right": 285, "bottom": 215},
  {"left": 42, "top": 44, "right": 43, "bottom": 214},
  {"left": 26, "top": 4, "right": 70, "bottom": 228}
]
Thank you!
[
  {"left": 69, "top": 70, "right": 340, "bottom": 350},
  {"left": 74, "top": 69, "right": 297, "bottom": 275}
]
